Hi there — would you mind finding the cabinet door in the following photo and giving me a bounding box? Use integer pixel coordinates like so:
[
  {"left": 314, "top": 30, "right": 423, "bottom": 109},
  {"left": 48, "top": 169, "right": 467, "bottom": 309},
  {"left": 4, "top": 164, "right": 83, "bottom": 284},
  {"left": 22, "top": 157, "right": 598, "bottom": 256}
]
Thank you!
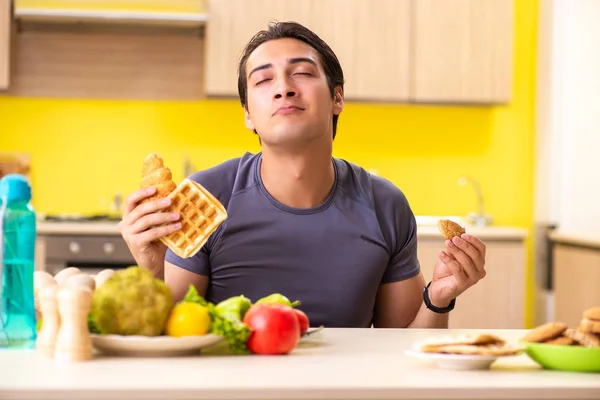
[
  {"left": 307, "top": 0, "right": 410, "bottom": 102},
  {"left": 411, "top": 0, "right": 513, "bottom": 104},
  {"left": 553, "top": 244, "right": 600, "bottom": 328},
  {"left": 204, "top": 0, "right": 306, "bottom": 97},
  {"left": 204, "top": 0, "right": 411, "bottom": 101},
  {"left": 0, "top": 0, "right": 10, "bottom": 90}
]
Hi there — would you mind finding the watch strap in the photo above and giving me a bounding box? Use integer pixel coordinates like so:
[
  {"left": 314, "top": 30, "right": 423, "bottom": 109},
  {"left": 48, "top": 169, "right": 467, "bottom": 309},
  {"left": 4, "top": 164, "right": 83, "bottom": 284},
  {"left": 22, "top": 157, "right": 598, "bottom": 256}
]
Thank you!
[{"left": 423, "top": 281, "right": 456, "bottom": 314}]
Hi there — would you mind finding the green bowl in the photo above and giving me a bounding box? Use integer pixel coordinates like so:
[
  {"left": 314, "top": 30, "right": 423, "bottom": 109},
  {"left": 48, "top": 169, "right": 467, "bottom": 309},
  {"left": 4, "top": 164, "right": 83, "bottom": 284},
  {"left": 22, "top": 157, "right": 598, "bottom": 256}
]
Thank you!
[{"left": 522, "top": 341, "right": 600, "bottom": 372}]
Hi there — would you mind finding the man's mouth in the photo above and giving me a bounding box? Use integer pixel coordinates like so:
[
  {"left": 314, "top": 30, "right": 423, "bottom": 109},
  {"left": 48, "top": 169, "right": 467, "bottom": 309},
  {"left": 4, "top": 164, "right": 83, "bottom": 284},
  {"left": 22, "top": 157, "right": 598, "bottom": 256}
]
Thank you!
[{"left": 273, "top": 106, "right": 304, "bottom": 116}]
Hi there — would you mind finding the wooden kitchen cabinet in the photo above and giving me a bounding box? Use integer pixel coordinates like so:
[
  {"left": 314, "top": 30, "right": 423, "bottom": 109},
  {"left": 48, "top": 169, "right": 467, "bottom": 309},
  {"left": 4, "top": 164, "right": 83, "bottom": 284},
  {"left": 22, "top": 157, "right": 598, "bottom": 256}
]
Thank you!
[
  {"left": 417, "top": 236, "right": 526, "bottom": 329},
  {"left": 0, "top": 0, "right": 11, "bottom": 90},
  {"left": 204, "top": 0, "right": 411, "bottom": 101},
  {"left": 552, "top": 241, "right": 600, "bottom": 328},
  {"left": 411, "top": 0, "right": 514, "bottom": 104},
  {"left": 311, "top": 0, "right": 411, "bottom": 102},
  {"left": 35, "top": 236, "right": 47, "bottom": 272}
]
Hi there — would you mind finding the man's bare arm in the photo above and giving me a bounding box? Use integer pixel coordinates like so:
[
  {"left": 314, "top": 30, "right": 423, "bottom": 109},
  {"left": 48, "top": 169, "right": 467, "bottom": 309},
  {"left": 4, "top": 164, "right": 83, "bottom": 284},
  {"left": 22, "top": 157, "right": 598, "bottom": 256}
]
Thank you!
[
  {"left": 373, "top": 273, "right": 449, "bottom": 329},
  {"left": 164, "top": 261, "right": 209, "bottom": 302}
]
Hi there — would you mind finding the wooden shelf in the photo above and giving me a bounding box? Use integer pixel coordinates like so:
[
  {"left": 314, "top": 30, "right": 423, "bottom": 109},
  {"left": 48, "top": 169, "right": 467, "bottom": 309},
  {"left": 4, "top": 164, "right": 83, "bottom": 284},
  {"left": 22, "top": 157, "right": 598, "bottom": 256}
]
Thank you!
[{"left": 14, "top": 8, "right": 208, "bottom": 27}]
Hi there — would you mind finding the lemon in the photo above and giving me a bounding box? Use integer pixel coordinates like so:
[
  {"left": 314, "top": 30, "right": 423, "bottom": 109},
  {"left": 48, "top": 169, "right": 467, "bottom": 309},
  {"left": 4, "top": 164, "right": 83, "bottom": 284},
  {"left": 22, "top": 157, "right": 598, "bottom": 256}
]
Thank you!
[{"left": 165, "top": 302, "right": 211, "bottom": 337}]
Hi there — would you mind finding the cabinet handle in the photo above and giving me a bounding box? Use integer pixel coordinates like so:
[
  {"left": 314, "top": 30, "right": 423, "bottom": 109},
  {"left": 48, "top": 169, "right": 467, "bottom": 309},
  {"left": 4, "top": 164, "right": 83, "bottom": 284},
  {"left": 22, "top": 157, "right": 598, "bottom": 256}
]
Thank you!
[
  {"left": 103, "top": 243, "right": 115, "bottom": 255},
  {"left": 69, "top": 241, "right": 81, "bottom": 254}
]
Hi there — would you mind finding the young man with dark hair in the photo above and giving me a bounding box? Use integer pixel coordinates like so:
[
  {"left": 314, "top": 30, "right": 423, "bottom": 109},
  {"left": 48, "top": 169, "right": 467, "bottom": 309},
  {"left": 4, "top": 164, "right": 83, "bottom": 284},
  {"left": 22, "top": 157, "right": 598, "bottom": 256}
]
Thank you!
[{"left": 119, "top": 22, "right": 487, "bottom": 328}]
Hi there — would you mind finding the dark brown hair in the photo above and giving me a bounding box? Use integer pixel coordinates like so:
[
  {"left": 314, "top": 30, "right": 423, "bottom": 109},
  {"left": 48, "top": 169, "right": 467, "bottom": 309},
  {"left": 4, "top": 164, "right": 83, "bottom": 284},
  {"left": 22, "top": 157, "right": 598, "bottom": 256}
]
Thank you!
[{"left": 237, "top": 21, "right": 345, "bottom": 139}]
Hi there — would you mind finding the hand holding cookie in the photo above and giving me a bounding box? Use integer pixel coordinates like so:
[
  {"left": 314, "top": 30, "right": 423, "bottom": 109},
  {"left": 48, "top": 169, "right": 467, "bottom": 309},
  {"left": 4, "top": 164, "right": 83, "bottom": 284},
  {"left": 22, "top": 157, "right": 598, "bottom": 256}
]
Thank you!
[{"left": 427, "top": 220, "right": 487, "bottom": 308}]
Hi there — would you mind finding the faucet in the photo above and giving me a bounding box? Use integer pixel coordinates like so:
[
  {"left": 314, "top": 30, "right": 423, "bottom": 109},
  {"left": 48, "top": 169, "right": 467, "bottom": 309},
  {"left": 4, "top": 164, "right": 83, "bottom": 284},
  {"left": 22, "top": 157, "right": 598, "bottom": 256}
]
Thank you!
[
  {"left": 458, "top": 176, "right": 493, "bottom": 227},
  {"left": 183, "top": 156, "right": 195, "bottom": 178},
  {"left": 110, "top": 192, "right": 123, "bottom": 215}
]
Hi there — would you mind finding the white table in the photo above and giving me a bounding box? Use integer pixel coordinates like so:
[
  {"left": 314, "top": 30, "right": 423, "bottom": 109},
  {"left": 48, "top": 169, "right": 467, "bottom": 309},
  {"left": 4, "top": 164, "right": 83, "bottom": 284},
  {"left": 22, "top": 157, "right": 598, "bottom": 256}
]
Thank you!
[{"left": 0, "top": 328, "right": 598, "bottom": 400}]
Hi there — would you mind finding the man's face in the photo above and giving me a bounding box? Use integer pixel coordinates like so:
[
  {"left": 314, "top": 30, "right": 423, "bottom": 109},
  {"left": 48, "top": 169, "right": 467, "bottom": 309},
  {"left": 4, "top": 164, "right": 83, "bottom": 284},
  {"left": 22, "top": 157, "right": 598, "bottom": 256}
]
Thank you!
[{"left": 244, "top": 38, "right": 343, "bottom": 148}]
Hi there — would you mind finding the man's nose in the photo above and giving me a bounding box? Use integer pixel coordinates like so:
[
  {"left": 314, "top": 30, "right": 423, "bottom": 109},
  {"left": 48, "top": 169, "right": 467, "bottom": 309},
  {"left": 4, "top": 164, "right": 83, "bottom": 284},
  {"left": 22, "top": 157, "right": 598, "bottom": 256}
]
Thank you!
[
  {"left": 274, "top": 76, "right": 297, "bottom": 99},
  {"left": 274, "top": 90, "right": 296, "bottom": 99}
]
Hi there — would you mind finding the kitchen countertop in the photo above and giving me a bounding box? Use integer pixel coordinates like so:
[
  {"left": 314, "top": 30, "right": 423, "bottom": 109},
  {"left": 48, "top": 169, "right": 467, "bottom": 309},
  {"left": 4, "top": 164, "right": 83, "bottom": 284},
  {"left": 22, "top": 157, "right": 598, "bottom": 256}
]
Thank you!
[
  {"left": 37, "top": 221, "right": 123, "bottom": 235},
  {"left": 549, "top": 230, "right": 600, "bottom": 249},
  {"left": 37, "top": 220, "right": 529, "bottom": 240},
  {"left": 417, "top": 225, "right": 529, "bottom": 240},
  {"left": 0, "top": 328, "right": 597, "bottom": 400}
]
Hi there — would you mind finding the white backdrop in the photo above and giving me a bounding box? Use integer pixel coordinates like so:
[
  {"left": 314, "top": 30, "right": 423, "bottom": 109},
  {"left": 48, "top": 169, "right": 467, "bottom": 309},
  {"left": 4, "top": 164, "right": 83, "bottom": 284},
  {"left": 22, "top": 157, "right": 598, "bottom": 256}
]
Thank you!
[{"left": 535, "top": 0, "right": 600, "bottom": 236}]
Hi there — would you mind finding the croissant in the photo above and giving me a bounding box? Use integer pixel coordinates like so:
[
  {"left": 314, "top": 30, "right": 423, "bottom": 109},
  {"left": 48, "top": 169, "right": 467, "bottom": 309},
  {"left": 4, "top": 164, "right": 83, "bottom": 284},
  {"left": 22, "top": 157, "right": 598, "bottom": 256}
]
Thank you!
[{"left": 140, "top": 153, "right": 177, "bottom": 204}]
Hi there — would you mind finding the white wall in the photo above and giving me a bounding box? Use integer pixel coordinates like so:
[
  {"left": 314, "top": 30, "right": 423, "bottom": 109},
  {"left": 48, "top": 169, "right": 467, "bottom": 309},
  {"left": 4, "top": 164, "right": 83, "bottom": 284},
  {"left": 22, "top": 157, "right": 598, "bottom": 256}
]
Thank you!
[
  {"left": 535, "top": 0, "right": 600, "bottom": 236},
  {"left": 533, "top": 0, "right": 600, "bottom": 325}
]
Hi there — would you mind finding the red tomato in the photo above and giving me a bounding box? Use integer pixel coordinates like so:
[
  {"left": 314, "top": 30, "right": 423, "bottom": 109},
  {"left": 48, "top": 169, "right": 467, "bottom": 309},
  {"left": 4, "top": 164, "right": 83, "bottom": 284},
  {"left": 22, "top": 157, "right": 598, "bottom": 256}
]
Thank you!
[
  {"left": 243, "top": 303, "right": 300, "bottom": 355},
  {"left": 292, "top": 308, "right": 309, "bottom": 333}
]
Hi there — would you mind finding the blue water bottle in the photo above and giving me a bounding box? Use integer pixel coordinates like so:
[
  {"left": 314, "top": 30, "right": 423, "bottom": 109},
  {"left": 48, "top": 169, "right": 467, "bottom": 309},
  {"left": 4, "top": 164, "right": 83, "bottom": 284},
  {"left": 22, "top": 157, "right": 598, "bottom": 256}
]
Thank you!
[{"left": 0, "top": 174, "right": 37, "bottom": 349}]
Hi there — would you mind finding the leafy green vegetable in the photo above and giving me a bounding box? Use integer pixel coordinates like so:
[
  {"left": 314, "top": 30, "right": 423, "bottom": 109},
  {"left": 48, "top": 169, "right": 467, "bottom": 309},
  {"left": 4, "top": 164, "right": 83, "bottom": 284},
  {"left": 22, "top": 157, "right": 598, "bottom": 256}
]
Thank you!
[
  {"left": 183, "top": 284, "right": 210, "bottom": 306},
  {"left": 182, "top": 285, "right": 252, "bottom": 354},
  {"left": 88, "top": 313, "right": 101, "bottom": 334},
  {"left": 209, "top": 311, "right": 252, "bottom": 354}
]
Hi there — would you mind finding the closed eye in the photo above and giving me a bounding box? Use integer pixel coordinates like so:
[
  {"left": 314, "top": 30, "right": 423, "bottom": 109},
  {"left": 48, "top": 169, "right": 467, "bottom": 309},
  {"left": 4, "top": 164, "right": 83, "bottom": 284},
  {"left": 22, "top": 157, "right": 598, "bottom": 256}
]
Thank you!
[
  {"left": 256, "top": 78, "right": 271, "bottom": 85},
  {"left": 294, "top": 72, "right": 312, "bottom": 76}
]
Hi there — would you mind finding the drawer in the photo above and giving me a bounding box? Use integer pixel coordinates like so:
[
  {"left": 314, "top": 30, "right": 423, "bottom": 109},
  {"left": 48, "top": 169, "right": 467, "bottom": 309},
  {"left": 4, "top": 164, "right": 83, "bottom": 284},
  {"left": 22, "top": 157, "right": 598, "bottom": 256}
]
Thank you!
[{"left": 44, "top": 235, "right": 135, "bottom": 264}]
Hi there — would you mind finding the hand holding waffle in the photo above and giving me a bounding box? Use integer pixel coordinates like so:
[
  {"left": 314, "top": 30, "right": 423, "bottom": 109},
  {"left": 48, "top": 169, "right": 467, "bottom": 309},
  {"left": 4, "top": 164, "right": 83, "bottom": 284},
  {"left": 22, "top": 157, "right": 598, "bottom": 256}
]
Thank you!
[
  {"left": 426, "top": 220, "right": 487, "bottom": 308},
  {"left": 119, "top": 153, "right": 227, "bottom": 275},
  {"left": 119, "top": 153, "right": 182, "bottom": 276}
]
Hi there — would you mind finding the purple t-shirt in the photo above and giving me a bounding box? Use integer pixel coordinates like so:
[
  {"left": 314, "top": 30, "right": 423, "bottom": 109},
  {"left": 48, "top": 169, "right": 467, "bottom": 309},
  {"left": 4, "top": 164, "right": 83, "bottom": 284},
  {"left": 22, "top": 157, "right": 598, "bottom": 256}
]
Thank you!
[{"left": 165, "top": 152, "right": 420, "bottom": 327}]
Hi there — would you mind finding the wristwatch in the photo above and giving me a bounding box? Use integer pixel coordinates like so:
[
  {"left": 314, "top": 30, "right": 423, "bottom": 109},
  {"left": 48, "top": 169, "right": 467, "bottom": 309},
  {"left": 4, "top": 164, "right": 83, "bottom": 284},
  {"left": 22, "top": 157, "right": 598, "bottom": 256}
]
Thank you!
[{"left": 423, "top": 281, "right": 456, "bottom": 314}]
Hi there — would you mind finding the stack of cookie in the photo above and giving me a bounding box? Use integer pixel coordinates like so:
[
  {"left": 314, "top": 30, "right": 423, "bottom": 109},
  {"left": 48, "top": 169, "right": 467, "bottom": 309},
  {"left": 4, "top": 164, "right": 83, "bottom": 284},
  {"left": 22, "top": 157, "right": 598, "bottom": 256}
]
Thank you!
[
  {"left": 521, "top": 307, "right": 600, "bottom": 348},
  {"left": 578, "top": 307, "right": 600, "bottom": 343}
]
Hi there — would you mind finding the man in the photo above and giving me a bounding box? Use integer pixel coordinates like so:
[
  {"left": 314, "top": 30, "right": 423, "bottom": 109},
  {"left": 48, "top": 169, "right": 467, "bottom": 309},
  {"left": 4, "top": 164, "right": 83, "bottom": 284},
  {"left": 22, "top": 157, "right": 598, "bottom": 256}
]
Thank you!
[{"left": 119, "top": 21, "right": 487, "bottom": 328}]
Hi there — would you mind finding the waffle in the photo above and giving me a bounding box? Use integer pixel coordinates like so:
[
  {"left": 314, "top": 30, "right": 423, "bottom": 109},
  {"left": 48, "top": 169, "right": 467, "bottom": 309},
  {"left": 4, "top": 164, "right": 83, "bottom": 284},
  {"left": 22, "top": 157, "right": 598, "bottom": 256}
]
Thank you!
[{"left": 159, "top": 178, "right": 227, "bottom": 258}]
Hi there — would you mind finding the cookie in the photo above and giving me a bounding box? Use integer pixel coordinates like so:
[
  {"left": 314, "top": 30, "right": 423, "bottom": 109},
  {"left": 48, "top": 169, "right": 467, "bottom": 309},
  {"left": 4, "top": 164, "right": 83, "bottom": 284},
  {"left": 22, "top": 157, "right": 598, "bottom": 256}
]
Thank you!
[
  {"left": 521, "top": 322, "right": 568, "bottom": 343},
  {"left": 438, "top": 219, "right": 466, "bottom": 240},
  {"left": 564, "top": 328, "right": 600, "bottom": 348},
  {"left": 543, "top": 336, "right": 576, "bottom": 346},
  {"left": 434, "top": 343, "right": 524, "bottom": 356},
  {"left": 419, "top": 333, "right": 505, "bottom": 353},
  {"left": 583, "top": 306, "right": 600, "bottom": 321},
  {"left": 579, "top": 318, "right": 600, "bottom": 334}
]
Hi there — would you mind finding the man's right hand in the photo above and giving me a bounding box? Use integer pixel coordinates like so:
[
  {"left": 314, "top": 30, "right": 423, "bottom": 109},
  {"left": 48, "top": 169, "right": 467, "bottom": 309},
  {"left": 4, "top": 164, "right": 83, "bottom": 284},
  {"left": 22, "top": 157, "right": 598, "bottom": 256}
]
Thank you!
[{"left": 118, "top": 187, "right": 182, "bottom": 278}]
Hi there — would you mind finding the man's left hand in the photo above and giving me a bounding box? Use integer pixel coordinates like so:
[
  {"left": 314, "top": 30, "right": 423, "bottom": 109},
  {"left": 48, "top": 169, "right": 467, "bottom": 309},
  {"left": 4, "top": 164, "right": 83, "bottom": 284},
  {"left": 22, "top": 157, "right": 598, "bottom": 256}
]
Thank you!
[{"left": 428, "top": 233, "right": 487, "bottom": 308}]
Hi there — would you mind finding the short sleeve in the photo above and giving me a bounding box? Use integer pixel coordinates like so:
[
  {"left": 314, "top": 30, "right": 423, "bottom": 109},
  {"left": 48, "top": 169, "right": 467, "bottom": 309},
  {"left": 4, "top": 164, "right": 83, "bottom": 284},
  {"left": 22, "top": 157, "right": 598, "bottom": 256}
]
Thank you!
[
  {"left": 161, "top": 157, "right": 243, "bottom": 277},
  {"left": 381, "top": 212, "right": 420, "bottom": 283},
  {"left": 371, "top": 176, "right": 421, "bottom": 284},
  {"left": 165, "top": 246, "right": 210, "bottom": 276}
]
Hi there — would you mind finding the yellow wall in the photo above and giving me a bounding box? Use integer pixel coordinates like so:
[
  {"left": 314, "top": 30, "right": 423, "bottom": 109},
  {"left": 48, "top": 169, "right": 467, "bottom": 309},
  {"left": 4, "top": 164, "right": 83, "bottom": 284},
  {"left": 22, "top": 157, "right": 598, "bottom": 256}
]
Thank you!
[{"left": 0, "top": 2, "right": 538, "bottom": 320}]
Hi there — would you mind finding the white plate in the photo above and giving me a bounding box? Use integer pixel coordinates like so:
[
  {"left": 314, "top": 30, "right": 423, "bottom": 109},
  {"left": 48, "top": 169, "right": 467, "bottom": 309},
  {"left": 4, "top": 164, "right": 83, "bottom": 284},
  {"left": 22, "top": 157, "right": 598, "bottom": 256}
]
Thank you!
[
  {"left": 405, "top": 348, "right": 510, "bottom": 370},
  {"left": 301, "top": 326, "right": 324, "bottom": 340},
  {"left": 91, "top": 334, "right": 224, "bottom": 357}
]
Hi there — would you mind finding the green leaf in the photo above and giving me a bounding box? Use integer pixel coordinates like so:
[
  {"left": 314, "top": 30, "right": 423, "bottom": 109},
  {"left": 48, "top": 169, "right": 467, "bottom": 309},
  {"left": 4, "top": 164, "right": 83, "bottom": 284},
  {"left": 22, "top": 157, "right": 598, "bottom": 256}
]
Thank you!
[
  {"left": 182, "top": 284, "right": 209, "bottom": 306},
  {"left": 88, "top": 313, "right": 101, "bottom": 334}
]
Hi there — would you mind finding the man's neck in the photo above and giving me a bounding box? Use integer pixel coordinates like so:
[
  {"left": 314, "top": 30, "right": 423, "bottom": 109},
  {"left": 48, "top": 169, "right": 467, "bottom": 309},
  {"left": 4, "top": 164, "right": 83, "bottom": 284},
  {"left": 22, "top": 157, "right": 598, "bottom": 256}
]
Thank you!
[{"left": 260, "top": 144, "right": 335, "bottom": 209}]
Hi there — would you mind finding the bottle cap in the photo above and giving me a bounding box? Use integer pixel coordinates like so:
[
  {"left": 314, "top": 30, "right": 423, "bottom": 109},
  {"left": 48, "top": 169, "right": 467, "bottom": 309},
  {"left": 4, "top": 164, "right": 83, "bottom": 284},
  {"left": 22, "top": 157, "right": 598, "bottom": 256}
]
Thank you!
[{"left": 0, "top": 174, "right": 32, "bottom": 202}]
